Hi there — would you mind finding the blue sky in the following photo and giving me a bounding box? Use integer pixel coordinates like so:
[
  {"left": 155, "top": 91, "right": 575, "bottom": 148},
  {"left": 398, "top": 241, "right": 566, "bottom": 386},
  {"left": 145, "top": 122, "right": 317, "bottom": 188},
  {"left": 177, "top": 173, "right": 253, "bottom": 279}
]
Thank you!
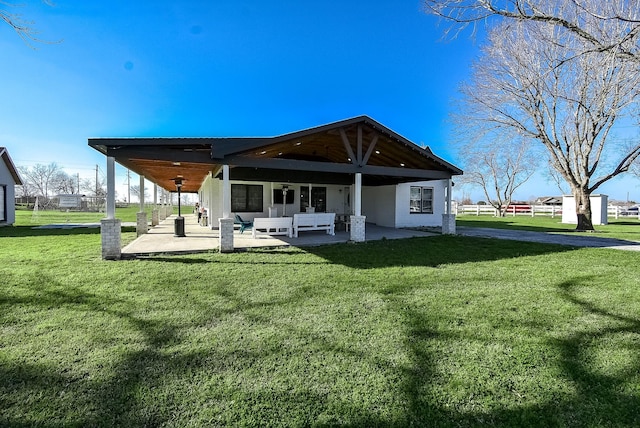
[{"left": 1, "top": 0, "right": 637, "bottom": 202}]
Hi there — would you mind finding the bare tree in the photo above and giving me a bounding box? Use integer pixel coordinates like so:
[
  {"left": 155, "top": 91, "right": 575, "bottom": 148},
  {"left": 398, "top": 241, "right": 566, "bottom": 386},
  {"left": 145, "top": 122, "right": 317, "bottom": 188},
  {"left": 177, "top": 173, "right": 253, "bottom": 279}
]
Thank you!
[
  {"left": 458, "top": 20, "right": 640, "bottom": 230},
  {"left": 15, "top": 178, "right": 36, "bottom": 206},
  {"left": 129, "top": 184, "right": 149, "bottom": 203},
  {"left": 18, "top": 163, "right": 65, "bottom": 206},
  {"left": 80, "top": 177, "right": 107, "bottom": 211},
  {"left": 456, "top": 134, "right": 538, "bottom": 216},
  {"left": 1, "top": 0, "right": 57, "bottom": 46},
  {"left": 52, "top": 170, "right": 77, "bottom": 195},
  {"left": 424, "top": 0, "right": 640, "bottom": 62}
]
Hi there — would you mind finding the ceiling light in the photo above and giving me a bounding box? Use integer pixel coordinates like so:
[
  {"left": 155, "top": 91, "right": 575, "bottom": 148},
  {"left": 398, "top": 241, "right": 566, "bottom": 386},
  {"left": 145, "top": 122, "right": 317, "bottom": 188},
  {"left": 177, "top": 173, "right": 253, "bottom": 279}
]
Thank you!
[
  {"left": 375, "top": 150, "right": 380, "bottom": 154},
  {"left": 400, "top": 163, "right": 405, "bottom": 167},
  {"left": 260, "top": 150, "right": 267, "bottom": 155},
  {"left": 172, "top": 162, "right": 181, "bottom": 166}
]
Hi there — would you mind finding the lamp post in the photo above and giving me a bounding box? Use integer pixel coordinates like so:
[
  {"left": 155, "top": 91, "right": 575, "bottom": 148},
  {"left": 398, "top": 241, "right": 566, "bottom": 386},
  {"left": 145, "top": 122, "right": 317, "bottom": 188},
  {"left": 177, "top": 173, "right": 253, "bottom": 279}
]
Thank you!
[
  {"left": 282, "top": 185, "right": 288, "bottom": 217},
  {"left": 173, "top": 177, "right": 185, "bottom": 237}
]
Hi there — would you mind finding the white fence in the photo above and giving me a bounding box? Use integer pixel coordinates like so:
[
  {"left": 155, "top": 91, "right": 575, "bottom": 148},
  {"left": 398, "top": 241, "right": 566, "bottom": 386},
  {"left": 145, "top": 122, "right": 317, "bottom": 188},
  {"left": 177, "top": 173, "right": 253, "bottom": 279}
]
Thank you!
[{"left": 455, "top": 204, "right": 639, "bottom": 219}]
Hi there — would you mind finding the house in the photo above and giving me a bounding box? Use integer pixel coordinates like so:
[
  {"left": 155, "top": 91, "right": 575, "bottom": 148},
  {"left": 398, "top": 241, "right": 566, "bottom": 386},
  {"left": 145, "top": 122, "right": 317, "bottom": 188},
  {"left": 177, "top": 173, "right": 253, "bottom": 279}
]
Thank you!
[
  {"left": 0, "top": 147, "right": 23, "bottom": 226},
  {"left": 89, "top": 116, "right": 462, "bottom": 257},
  {"left": 535, "top": 196, "right": 563, "bottom": 206}
]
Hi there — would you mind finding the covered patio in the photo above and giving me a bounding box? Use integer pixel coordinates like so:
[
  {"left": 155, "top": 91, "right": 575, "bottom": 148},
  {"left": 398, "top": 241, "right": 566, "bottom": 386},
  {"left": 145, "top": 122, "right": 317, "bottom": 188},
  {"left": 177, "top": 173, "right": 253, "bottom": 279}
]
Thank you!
[
  {"left": 121, "top": 212, "right": 438, "bottom": 257},
  {"left": 89, "top": 116, "right": 461, "bottom": 259}
]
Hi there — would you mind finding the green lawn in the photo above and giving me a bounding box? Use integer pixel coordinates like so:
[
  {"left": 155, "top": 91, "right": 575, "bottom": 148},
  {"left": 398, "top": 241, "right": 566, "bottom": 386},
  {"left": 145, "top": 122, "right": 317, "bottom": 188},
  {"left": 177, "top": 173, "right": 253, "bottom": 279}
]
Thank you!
[
  {"left": 1, "top": 222, "right": 639, "bottom": 426},
  {"left": 457, "top": 214, "right": 640, "bottom": 242}
]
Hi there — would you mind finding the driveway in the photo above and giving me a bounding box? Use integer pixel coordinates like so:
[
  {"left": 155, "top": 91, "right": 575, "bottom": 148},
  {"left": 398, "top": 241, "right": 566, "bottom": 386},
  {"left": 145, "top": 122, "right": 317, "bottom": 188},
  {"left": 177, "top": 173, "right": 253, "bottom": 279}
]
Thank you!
[{"left": 457, "top": 226, "right": 640, "bottom": 251}]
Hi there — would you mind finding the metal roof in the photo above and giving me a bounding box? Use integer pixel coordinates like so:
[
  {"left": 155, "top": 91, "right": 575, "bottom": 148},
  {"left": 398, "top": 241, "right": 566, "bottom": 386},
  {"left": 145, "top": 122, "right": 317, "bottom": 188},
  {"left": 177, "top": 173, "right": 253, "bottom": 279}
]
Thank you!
[{"left": 89, "top": 116, "right": 462, "bottom": 193}]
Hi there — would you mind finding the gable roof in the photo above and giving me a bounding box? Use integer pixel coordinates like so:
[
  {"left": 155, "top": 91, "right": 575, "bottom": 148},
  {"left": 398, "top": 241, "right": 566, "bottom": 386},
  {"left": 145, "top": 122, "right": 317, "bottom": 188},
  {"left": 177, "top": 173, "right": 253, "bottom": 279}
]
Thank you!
[
  {"left": 0, "top": 147, "right": 23, "bottom": 185},
  {"left": 89, "top": 115, "right": 462, "bottom": 193}
]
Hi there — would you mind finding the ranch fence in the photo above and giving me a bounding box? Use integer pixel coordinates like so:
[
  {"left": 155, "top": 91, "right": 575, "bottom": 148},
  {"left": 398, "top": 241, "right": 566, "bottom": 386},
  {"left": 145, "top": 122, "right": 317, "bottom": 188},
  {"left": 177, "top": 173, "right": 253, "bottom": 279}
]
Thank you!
[{"left": 454, "top": 204, "right": 639, "bottom": 219}]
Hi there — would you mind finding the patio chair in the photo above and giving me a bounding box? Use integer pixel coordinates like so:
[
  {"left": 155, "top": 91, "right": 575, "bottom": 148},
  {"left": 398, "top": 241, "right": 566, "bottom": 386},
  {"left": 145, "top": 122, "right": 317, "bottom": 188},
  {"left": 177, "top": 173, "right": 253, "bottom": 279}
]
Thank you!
[{"left": 234, "top": 214, "right": 253, "bottom": 234}]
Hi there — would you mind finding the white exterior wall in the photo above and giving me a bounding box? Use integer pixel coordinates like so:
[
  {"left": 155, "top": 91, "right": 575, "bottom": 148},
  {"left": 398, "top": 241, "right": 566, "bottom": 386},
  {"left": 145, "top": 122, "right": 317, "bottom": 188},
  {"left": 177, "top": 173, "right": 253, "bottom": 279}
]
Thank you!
[
  {"left": 394, "top": 180, "right": 447, "bottom": 228},
  {"left": 362, "top": 185, "right": 396, "bottom": 227},
  {"left": 197, "top": 179, "right": 351, "bottom": 225},
  {"left": 0, "top": 160, "right": 17, "bottom": 226},
  {"left": 197, "top": 177, "right": 449, "bottom": 229},
  {"left": 361, "top": 180, "right": 447, "bottom": 228}
]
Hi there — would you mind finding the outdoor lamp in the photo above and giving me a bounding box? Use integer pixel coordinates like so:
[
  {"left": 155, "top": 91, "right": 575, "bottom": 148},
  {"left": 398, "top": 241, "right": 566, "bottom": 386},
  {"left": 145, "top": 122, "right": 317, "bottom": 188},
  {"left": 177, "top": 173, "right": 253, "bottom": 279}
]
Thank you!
[
  {"left": 173, "top": 177, "right": 185, "bottom": 237},
  {"left": 282, "top": 185, "right": 289, "bottom": 216}
]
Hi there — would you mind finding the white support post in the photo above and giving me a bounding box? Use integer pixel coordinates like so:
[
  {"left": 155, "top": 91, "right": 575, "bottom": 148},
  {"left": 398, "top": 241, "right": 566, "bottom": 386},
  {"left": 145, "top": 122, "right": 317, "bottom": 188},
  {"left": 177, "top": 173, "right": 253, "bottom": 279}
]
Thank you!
[
  {"left": 442, "top": 179, "right": 456, "bottom": 235},
  {"left": 139, "top": 175, "right": 145, "bottom": 211},
  {"left": 106, "top": 156, "right": 116, "bottom": 219},
  {"left": 354, "top": 173, "right": 362, "bottom": 216},
  {"left": 446, "top": 179, "right": 452, "bottom": 215},
  {"left": 350, "top": 172, "right": 366, "bottom": 242},
  {"left": 270, "top": 182, "right": 274, "bottom": 207},
  {"left": 136, "top": 175, "right": 147, "bottom": 236},
  {"left": 101, "top": 155, "right": 121, "bottom": 259},
  {"left": 222, "top": 164, "right": 231, "bottom": 219}
]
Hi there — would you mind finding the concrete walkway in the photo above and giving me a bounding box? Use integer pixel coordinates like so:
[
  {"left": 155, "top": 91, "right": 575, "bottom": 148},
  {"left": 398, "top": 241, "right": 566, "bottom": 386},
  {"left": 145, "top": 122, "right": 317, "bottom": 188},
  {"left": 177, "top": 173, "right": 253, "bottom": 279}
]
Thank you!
[
  {"left": 121, "top": 214, "right": 437, "bottom": 257},
  {"left": 457, "top": 226, "right": 640, "bottom": 251}
]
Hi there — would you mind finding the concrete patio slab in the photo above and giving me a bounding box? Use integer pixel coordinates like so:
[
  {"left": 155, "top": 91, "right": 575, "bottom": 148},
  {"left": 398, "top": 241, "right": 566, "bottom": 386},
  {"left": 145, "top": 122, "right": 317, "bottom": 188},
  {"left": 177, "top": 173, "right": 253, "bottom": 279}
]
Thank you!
[{"left": 121, "top": 214, "right": 437, "bottom": 257}]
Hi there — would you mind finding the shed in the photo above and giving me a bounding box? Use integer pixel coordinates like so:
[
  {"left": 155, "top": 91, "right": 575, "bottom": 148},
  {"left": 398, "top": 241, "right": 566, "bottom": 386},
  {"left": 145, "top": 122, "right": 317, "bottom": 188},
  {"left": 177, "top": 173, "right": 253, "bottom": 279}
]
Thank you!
[{"left": 0, "top": 147, "right": 23, "bottom": 226}]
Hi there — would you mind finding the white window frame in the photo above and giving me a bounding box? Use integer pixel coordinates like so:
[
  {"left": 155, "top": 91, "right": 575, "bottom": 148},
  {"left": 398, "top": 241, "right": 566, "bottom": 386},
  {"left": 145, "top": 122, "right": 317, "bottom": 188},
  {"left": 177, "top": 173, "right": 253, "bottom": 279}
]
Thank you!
[{"left": 410, "top": 186, "right": 433, "bottom": 214}]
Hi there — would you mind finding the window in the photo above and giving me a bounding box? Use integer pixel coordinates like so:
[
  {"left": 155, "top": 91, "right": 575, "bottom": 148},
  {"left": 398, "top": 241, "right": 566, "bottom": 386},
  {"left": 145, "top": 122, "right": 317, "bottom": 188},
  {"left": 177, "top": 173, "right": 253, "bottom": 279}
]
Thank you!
[
  {"left": 273, "top": 188, "right": 295, "bottom": 204},
  {"left": 300, "top": 186, "right": 326, "bottom": 212},
  {"left": 231, "top": 184, "right": 263, "bottom": 212},
  {"left": 0, "top": 185, "right": 5, "bottom": 221},
  {"left": 410, "top": 186, "right": 433, "bottom": 214}
]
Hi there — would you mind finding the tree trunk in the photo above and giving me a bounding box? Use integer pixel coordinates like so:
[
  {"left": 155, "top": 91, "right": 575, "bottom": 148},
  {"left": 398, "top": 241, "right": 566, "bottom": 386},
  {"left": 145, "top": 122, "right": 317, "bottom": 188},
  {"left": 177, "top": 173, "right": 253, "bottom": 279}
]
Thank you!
[{"left": 574, "top": 188, "right": 594, "bottom": 231}]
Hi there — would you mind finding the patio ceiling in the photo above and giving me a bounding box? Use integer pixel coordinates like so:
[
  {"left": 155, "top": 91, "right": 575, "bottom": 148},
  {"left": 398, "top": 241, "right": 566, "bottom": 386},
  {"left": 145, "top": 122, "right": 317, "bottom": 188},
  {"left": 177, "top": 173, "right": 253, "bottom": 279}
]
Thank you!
[{"left": 89, "top": 116, "right": 462, "bottom": 193}]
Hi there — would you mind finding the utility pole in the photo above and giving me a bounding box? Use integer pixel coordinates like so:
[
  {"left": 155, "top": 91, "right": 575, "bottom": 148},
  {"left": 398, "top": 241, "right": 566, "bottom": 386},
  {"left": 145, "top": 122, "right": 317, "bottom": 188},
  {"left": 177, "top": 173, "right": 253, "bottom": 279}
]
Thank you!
[
  {"left": 127, "top": 170, "right": 131, "bottom": 203},
  {"left": 95, "top": 165, "right": 99, "bottom": 198},
  {"left": 77, "top": 173, "right": 80, "bottom": 194}
]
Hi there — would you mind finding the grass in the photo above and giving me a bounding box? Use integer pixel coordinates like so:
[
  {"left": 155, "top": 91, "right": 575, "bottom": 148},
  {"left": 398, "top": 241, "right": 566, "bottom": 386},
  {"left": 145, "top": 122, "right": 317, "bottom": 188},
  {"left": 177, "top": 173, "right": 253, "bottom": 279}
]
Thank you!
[
  {"left": 1, "top": 220, "right": 639, "bottom": 426},
  {"left": 457, "top": 214, "right": 640, "bottom": 242}
]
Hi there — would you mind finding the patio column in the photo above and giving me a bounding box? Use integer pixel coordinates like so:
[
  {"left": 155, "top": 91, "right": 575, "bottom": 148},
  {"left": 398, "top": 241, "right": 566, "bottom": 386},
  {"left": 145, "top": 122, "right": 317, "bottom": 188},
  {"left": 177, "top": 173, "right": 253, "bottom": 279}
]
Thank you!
[
  {"left": 442, "top": 179, "right": 456, "bottom": 235},
  {"left": 159, "top": 189, "right": 166, "bottom": 221},
  {"left": 136, "top": 175, "right": 147, "bottom": 236},
  {"left": 101, "top": 156, "right": 121, "bottom": 260},
  {"left": 354, "top": 173, "right": 362, "bottom": 216},
  {"left": 350, "top": 172, "right": 366, "bottom": 242},
  {"left": 219, "top": 164, "right": 234, "bottom": 252},
  {"left": 222, "top": 164, "right": 231, "bottom": 219},
  {"left": 151, "top": 183, "right": 159, "bottom": 226},
  {"left": 106, "top": 156, "right": 116, "bottom": 219}
]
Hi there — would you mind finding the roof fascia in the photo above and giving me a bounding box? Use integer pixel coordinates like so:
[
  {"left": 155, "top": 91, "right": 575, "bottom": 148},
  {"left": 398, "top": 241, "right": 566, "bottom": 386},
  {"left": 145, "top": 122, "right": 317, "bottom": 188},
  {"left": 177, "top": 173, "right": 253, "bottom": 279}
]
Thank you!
[
  {"left": 0, "top": 147, "right": 23, "bottom": 185},
  {"left": 224, "top": 155, "right": 455, "bottom": 179}
]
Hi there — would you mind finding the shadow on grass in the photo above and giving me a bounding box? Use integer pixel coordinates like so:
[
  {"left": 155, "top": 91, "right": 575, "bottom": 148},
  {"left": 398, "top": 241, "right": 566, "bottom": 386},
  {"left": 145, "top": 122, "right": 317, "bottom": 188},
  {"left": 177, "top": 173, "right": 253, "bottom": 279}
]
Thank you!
[
  {"left": 134, "top": 235, "right": 574, "bottom": 269},
  {"left": 456, "top": 218, "right": 570, "bottom": 233},
  {"left": 3, "top": 251, "right": 638, "bottom": 426},
  {"left": 0, "top": 225, "right": 137, "bottom": 238},
  {"left": 357, "top": 276, "right": 640, "bottom": 427},
  {"left": 304, "top": 235, "right": 573, "bottom": 269},
  {"left": 0, "top": 281, "right": 334, "bottom": 426}
]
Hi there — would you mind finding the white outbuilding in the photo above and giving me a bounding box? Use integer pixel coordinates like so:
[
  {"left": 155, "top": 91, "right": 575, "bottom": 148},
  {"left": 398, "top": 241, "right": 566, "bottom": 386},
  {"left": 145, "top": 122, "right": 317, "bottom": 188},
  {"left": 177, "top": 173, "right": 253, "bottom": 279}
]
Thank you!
[{"left": 0, "top": 147, "right": 23, "bottom": 226}]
